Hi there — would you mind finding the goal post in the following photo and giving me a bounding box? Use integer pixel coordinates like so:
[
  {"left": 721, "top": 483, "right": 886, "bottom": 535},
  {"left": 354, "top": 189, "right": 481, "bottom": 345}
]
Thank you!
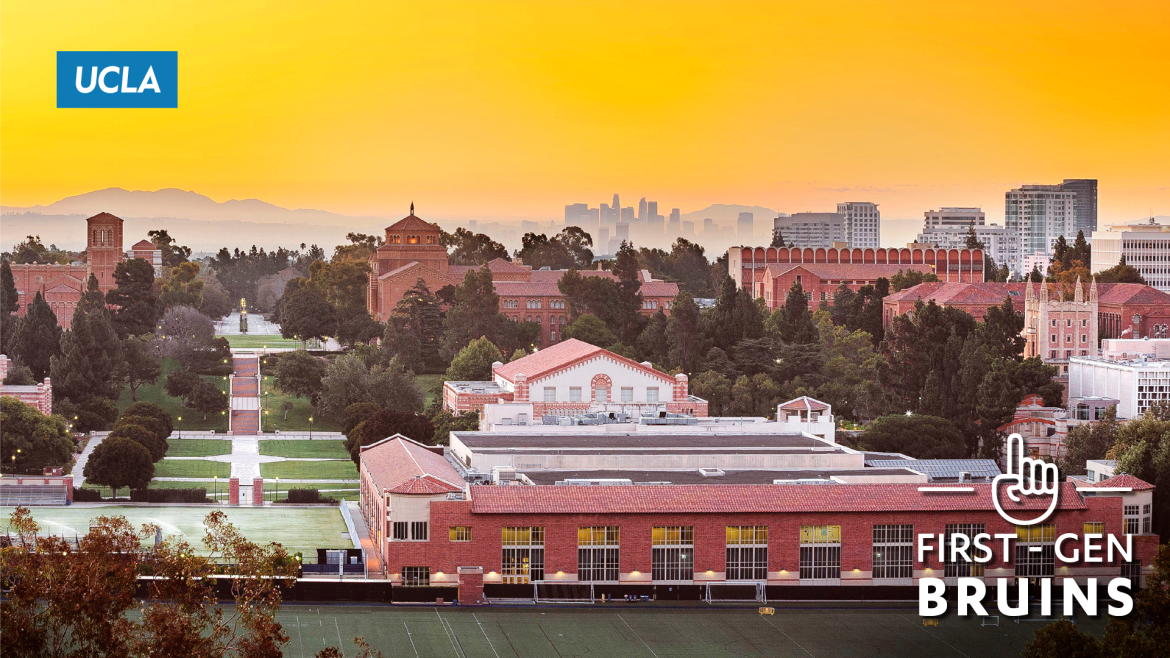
[
  {"left": 534, "top": 582, "right": 595, "bottom": 604},
  {"left": 705, "top": 582, "right": 765, "bottom": 603}
]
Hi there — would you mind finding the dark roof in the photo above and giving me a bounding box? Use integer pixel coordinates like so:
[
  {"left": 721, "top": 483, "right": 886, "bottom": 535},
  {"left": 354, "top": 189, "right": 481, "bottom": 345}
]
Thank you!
[
  {"left": 866, "top": 459, "right": 1001, "bottom": 479},
  {"left": 453, "top": 432, "right": 831, "bottom": 451},
  {"left": 521, "top": 468, "right": 922, "bottom": 485}
]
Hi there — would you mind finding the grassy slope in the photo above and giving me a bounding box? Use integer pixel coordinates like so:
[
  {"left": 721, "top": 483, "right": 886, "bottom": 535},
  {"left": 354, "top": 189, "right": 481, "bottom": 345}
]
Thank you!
[
  {"left": 223, "top": 335, "right": 301, "bottom": 349},
  {"left": 117, "top": 358, "right": 231, "bottom": 431},
  {"left": 165, "top": 439, "right": 233, "bottom": 457}
]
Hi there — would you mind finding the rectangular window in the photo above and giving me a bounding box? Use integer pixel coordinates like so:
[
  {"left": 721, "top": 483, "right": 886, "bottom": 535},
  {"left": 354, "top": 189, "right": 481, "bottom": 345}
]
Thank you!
[
  {"left": 726, "top": 526, "right": 768, "bottom": 581},
  {"left": 1083, "top": 522, "right": 1104, "bottom": 535},
  {"left": 578, "top": 526, "right": 620, "bottom": 582},
  {"left": 652, "top": 526, "right": 694, "bottom": 581},
  {"left": 1124, "top": 505, "right": 1140, "bottom": 535},
  {"left": 411, "top": 521, "right": 428, "bottom": 541},
  {"left": 392, "top": 521, "right": 408, "bottom": 540},
  {"left": 944, "top": 523, "right": 986, "bottom": 578},
  {"left": 1015, "top": 524, "right": 1055, "bottom": 578},
  {"left": 799, "top": 525, "right": 841, "bottom": 581},
  {"left": 543, "top": 387, "right": 556, "bottom": 402},
  {"left": 621, "top": 387, "right": 633, "bottom": 402},
  {"left": 646, "top": 387, "right": 659, "bottom": 402},
  {"left": 449, "top": 526, "right": 472, "bottom": 542},
  {"left": 872, "top": 524, "right": 914, "bottom": 581},
  {"left": 1121, "top": 560, "right": 1141, "bottom": 585},
  {"left": 569, "top": 387, "right": 582, "bottom": 402},
  {"left": 402, "top": 566, "right": 430, "bottom": 586},
  {"left": 594, "top": 387, "right": 607, "bottom": 403},
  {"left": 502, "top": 527, "right": 544, "bottom": 584}
]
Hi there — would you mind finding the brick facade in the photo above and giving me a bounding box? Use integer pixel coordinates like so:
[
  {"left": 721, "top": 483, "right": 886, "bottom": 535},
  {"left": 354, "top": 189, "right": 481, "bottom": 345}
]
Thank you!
[{"left": 0, "top": 355, "right": 53, "bottom": 415}]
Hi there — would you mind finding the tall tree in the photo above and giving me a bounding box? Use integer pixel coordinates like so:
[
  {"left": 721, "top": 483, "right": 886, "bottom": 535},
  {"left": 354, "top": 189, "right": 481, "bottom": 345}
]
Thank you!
[
  {"left": 609, "top": 243, "right": 646, "bottom": 343},
  {"left": 279, "top": 287, "right": 337, "bottom": 346},
  {"left": 562, "top": 314, "right": 618, "bottom": 347},
  {"left": 440, "top": 266, "right": 505, "bottom": 359},
  {"left": 443, "top": 336, "right": 504, "bottom": 382},
  {"left": 106, "top": 258, "right": 159, "bottom": 338},
  {"left": 976, "top": 296, "right": 1026, "bottom": 360},
  {"left": 50, "top": 301, "right": 124, "bottom": 404},
  {"left": 770, "top": 280, "right": 819, "bottom": 344},
  {"left": 147, "top": 228, "right": 192, "bottom": 267},
  {"left": 636, "top": 310, "right": 670, "bottom": 366},
  {"left": 0, "top": 260, "right": 18, "bottom": 354},
  {"left": 157, "top": 261, "right": 204, "bottom": 310},
  {"left": 10, "top": 291, "right": 62, "bottom": 380},
  {"left": 444, "top": 227, "right": 510, "bottom": 265},
  {"left": 666, "top": 291, "right": 705, "bottom": 374},
  {"left": 82, "top": 436, "right": 155, "bottom": 496},
  {"left": 275, "top": 350, "right": 327, "bottom": 398},
  {"left": 861, "top": 414, "right": 967, "bottom": 459},
  {"left": 1059, "top": 405, "right": 1118, "bottom": 475},
  {"left": 384, "top": 278, "right": 444, "bottom": 372}
]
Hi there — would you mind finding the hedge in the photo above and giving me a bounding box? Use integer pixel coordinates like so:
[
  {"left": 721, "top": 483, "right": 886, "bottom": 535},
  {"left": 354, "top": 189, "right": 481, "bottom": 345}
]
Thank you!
[
  {"left": 281, "top": 488, "right": 337, "bottom": 504},
  {"left": 129, "top": 488, "right": 210, "bottom": 503},
  {"left": 73, "top": 488, "right": 103, "bottom": 502}
]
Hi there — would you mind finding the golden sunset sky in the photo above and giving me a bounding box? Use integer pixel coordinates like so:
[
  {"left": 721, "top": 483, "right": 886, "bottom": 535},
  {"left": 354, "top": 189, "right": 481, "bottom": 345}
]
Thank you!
[{"left": 2, "top": 0, "right": 1168, "bottom": 226}]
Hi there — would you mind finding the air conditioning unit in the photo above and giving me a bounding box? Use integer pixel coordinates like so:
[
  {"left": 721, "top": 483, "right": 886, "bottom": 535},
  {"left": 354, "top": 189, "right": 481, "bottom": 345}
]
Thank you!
[{"left": 491, "top": 466, "right": 518, "bottom": 485}]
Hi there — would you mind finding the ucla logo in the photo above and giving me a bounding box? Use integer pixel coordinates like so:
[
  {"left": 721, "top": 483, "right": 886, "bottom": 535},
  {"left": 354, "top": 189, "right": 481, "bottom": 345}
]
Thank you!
[{"left": 57, "top": 51, "right": 177, "bottom": 108}]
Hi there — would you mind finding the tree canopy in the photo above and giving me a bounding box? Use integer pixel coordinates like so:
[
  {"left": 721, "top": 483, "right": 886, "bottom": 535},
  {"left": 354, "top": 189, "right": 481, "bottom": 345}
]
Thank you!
[
  {"left": 860, "top": 414, "right": 967, "bottom": 459},
  {"left": 83, "top": 436, "right": 155, "bottom": 494},
  {"left": 0, "top": 397, "right": 74, "bottom": 475}
]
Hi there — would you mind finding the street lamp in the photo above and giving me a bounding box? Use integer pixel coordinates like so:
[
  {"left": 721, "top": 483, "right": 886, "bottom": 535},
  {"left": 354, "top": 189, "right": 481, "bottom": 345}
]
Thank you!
[
  {"left": 308, "top": 417, "right": 313, "bottom": 440},
  {"left": 275, "top": 476, "right": 280, "bottom": 504},
  {"left": 222, "top": 409, "right": 228, "bottom": 432},
  {"left": 177, "top": 416, "right": 181, "bottom": 440},
  {"left": 213, "top": 475, "right": 218, "bottom": 503}
]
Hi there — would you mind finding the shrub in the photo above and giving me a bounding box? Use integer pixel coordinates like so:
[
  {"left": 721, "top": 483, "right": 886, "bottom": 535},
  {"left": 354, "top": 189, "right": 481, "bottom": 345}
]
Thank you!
[
  {"left": 282, "top": 488, "right": 337, "bottom": 504},
  {"left": 73, "top": 488, "right": 103, "bottom": 502},
  {"left": 129, "top": 488, "right": 209, "bottom": 503}
]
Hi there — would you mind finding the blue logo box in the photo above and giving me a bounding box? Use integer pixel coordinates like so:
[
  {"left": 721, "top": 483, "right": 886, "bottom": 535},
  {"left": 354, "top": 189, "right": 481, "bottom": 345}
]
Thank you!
[{"left": 57, "top": 51, "right": 177, "bottom": 108}]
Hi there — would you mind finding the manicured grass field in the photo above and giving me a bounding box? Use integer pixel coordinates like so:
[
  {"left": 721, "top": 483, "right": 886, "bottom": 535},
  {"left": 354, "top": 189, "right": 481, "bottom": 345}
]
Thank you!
[
  {"left": 117, "top": 358, "right": 231, "bottom": 431},
  {"left": 1, "top": 506, "right": 350, "bottom": 559},
  {"left": 258, "top": 371, "right": 342, "bottom": 432},
  {"left": 166, "top": 439, "right": 233, "bottom": 457},
  {"left": 270, "top": 604, "right": 1093, "bottom": 658},
  {"left": 258, "top": 440, "right": 349, "bottom": 459},
  {"left": 222, "top": 335, "right": 302, "bottom": 349},
  {"left": 262, "top": 482, "right": 359, "bottom": 502},
  {"left": 259, "top": 460, "right": 358, "bottom": 480},
  {"left": 153, "top": 459, "right": 231, "bottom": 479}
]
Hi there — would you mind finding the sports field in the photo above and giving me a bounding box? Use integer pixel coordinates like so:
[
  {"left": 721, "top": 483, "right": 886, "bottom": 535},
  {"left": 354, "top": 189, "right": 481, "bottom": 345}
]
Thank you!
[
  {"left": 274, "top": 604, "right": 1088, "bottom": 658},
  {"left": 1, "top": 506, "right": 352, "bottom": 559}
]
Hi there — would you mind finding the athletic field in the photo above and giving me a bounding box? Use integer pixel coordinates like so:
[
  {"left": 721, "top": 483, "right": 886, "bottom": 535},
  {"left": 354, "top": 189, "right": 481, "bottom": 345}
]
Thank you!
[
  {"left": 1, "top": 505, "right": 351, "bottom": 559},
  {"left": 274, "top": 604, "right": 1087, "bottom": 657}
]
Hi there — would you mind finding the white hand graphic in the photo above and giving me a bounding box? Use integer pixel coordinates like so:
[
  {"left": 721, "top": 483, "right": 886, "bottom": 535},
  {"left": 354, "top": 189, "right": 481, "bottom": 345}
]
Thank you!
[{"left": 992, "top": 433, "right": 1060, "bottom": 526}]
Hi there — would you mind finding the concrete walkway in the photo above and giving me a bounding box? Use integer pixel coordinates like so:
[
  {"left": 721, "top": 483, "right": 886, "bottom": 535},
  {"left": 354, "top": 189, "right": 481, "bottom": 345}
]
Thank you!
[
  {"left": 229, "top": 435, "right": 261, "bottom": 480},
  {"left": 152, "top": 477, "right": 358, "bottom": 484},
  {"left": 346, "top": 500, "right": 385, "bottom": 578},
  {"left": 71, "top": 433, "right": 106, "bottom": 487}
]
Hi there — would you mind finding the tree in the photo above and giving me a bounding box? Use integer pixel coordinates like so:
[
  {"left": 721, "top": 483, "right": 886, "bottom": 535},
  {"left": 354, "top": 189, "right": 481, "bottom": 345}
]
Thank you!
[
  {"left": 0, "top": 397, "right": 74, "bottom": 474},
  {"left": 443, "top": 336, "right": 504, "bottom": 382},
  {"left": 1101, "top": 541, "right": 1170, "bottom": 656},
  {"left": 121, "top": 335, "right": 162, "bottom": 402},
  {"left": 977, "top": 296, "right": 1026, "bottom": 359},
  {"left": 708, "top": 276, "right": 765, "bottom": 350},
  {"left": 158, "top": 261, "right": 205, "bottom": 310},
  {"left": 318, "top": 353, "right": 424, "bottom": 419},
  {"left": 106, "top": 258, "right": 159, "bottom": 338},
  {"left": 148, "top": 228, "right": 192, "bottom": 267},
  {"left": 770, "top": 280, "right": 818, "bottom": 344},
  {"left": 429, "top": 407, "right": 480, "bottom": 445},
  {"left": 0, "top": 260, "right": 18, "bottom": 354},
  {"left": 346, "top": 410, "right": 436, "bottom": 461},
  {"left": 384, "top": 278, "right": 444, "bottom": 372},
  {"left": 190, "top": 379, "right": 230, "bottom": 421},
  {"left": 860, "top": 414, "right": 966, "bottom": 459},
  {"left": 63, "top": 397, "right": 121, "bottom": 434},
  {"left": 108, "top": 422, "right": 167, "bottom": 462},
  {"left": 1113, "top": 411, "right": 1170, "bottom": 541},
  {"left": 441, "top": 266, "right": 505, "bottom": 359},
  {"left": 976, "top": 359, "right": 1019, "bottom": 460},
  {"left": 444, "top": 227, "right": 510, "bottom": 265},
  {"left": 49, "top": 299, "right": 124, "bottom": 404},
  {"left": 1059, "top": 406, "right": 1118, "bottom": 475},
  {"left": 636, "top": 310, "right": 670, "bottom": 366},
  {"left": 280, "top": 287, "right": 337, "bottom": 346},
  {"left": 666, "top": 291, "right": 706, "bottom": 374},
  {"left": 889, "top": 269, "right": 939, "bottom": 293},
  {"left": 343, "top": 402, "right": 384, "bottom": 435},
  {"left": 690, "top": 370, "right": 733, "bottom": 416},
  {"left": 122, "top": 401, "right": 174, "bottom": 438},
  {"left": 562, "top": 314, "right": 617, "bottom": 347},
  {"left": 165, "top": 369, "right": 205, "bottom": 405},
  {"left": 9, "top": 291, "right": 62, "bottom": 380},
  {"left": 276, "top": 350, "right": 327, "bottom": 398},
  {"left": 609, "top": 243, "right": 647, "bottom": 343},
  {"left": 83, "top": 436, "right": 154, "bottom": 496},
  {"left": 199, "top": 269, "right": 234, "bottom": 319},
  {"left": 770, "top": 230, "right": 788, "bottom": 248},
  {"left": 1095, "top": 255, "right": 1147, "bottom": 284},
  {"left": 11, "top": 234, "right": 70, "bottom": 264},
  {"left": 1022, "top": 619, "right": 1101, "bottom": 658}
]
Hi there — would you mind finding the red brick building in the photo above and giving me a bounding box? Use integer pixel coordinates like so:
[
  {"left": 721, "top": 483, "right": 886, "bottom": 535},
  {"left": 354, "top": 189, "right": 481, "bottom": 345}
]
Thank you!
[
  {"left": 758, "top": 262, "right": 935, "bottom": 311},
  {"left": 0, "top": 355, "right": 52, "bottom": 415},
  {"left": 9, "top": 212, "right": 160, "bottom": 329},
  {"left": 359, "top": 438, "right": 1159, "bottom": 602},
  {"left": 729, "top": 245, "right": 985, "bottom": 297},
  {"left": 367, "top": 210, "right": 679, "bottom": 347}
]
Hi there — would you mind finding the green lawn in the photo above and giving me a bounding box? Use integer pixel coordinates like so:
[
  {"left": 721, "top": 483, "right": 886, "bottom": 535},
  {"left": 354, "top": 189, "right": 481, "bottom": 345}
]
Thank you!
[
  {"left": 258, "top": 374, "right": 342, "bottom": 432},
  {"left": 263, "top": 482, "right": 359, "bottom": 502},
  {"left": 166, "top": 439, "right": 232, "bottom": 457},
  {"left": 259, "top": 460, "right": 358, "bottom": 480},
  {"left": 2, "top": 506, "right": 350, "bottom": 559},
  {"left": 258, "top": 440, "right": 348, "bottom": 459},
  {"left": 416, "top": 373, "right": 442, "bottom": 406},
  {"left": 153, "top": 459, "right": 231, "bottom": 478},
  {"left": 222, "top": 335, "right": 302, "bottom": 349},
  {"left": 79, "top": 479, "right": 229, "bottom": 498},
  {"left": 118, "top": 358, "right": 231, "bottom": 432}
]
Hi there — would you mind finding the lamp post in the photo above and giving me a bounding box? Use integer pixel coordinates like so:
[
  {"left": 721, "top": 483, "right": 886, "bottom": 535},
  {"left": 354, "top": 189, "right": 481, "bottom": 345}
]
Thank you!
[
  {"left": 177, "top": 416, "right": 181, "bottom": 440},
  {"left": 275, "top": 476, "right": 280, "bottom": 505},
  {"left": 213, "top": 475, "right": 218, "bottom": 503},
  {"left": 222, "top": 409, "right": 228, "bottom": 433},
  {"left": 308, "top": 416, "right": 313, "bottom": 440}
]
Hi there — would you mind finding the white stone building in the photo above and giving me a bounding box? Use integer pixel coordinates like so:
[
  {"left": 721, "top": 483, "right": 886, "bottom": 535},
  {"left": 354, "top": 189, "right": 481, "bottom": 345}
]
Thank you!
[
  {"left": 837, "top": 201, "right": 880, "bottom": 249},
  {"left": 1091, "top": 217, "right": 1170, "bottom": 292},
  {"left": 1067, "top": 340, "right": 1170, "bottom": 420}
]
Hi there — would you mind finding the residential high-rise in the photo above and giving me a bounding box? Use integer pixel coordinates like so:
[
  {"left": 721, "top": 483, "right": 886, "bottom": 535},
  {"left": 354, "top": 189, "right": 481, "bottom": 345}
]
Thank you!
[
  {"left": 668, "top": 208, "right": 681, "bottom": 233},
  {"left": 773, "top": 212, "right": 846, "bottom": 248},
  {"left": 1005, "top": 184, "right": 1076, "bottom": 274},
  {"left": 1061, "top": 179, "right": 1098, "bottom": 238},
  {"left": 836, "top": 201, "right": 880, "bottom": 249},
  {"left": 737, "top": 212, "right": 754, "bottom": 241},
  {"left": 1091, "top": 217, "right": 1170, "bottom": 292},
  {"left": 917, "top": 208, "right": 1019, "bottom": 274},
  {"left": 923, "top": 207, "right": 985, "bottom": 228}
]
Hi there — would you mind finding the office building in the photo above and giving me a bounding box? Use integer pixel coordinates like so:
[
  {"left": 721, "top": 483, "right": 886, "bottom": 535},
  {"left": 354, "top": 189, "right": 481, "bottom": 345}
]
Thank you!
[
  {"left": 923, "top": 207, "right": 985, "bottom": 228},
  {"left": 668, "top": 208, "right": 681, "bottom": 233},
  {"left": 1091, "top": 217, "right": 1170, "bottom": 292},
  {"left": 1005, "top": 184, "right": 1076, "bottom": 273},
  {"left": 737, "top": 212, "right": 754, "bottom": 241},
  {"left": 1061, "top": 179, "right": 1098, "bottom": 238},
  {"left": 917, "top": 208, "right": 1019, "bottom": 274},
  {"left": 621, "top": 207, "right": 635, "bottom": 223},
  {"left": 616, "top": 222, "right": 630, "bottom": 243},
  {"left": 772, "top": 212, "right": 846, "bottom": 248},
  {"left": 638, "top": 198, "right": 647, "bottom": 222},
  {"left": 836, "top": 202, "right": 880, "bottom": 249},
  {"left": 597, "top": 227, "right": 609, "bottom": 253},
  {"left": 703, "top": 218, "right": 714, "bottom": 235},
  {"left": 564, "top": 203, "right": 599, "bottom": 232},
  {"left": 1069, "top": 341, "right": 1170, "bottom": 420}
]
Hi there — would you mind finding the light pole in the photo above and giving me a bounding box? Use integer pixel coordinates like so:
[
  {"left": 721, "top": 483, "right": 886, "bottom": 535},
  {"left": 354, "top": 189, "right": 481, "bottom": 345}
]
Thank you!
[
  {"left": 308, "top": 416, "right": 313, "bottom": 440},
  {"left": 222, "top": 409, "right": 228, "bottom": 433},
  {"left": 275, "top": 476, "right": 280, "bottom": 504},
  {"left": 177, "top": 416, "right": 181, "bottom": 440},
  {"left": 213, "top": 475, "right": 218, "bottom": 503}
]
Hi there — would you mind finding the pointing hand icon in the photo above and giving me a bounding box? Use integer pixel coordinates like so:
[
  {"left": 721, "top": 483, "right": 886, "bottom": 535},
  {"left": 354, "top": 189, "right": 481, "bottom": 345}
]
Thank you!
[{"left": 992, "top": 433, "right": 1060, "bottom": 526}]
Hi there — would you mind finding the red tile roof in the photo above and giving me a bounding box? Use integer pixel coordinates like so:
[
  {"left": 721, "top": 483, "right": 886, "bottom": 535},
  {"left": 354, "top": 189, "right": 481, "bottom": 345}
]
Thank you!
[
  {"left": 386, "top": 214, "right": 438, "bottom": 232},
  {"left": 1092, "top": 474, "right": 1154, "bottom": 491},
  {"left": 884, "top": 282, "right": 1029, "bottom": 305},
  {"left": 1095, "top": 283, "right": 1170, "bottom": 306},
  {"left": 130, "top": 239, "right": 156, "bottom": 250},
  {"left": 492, "top": 338, "right": 603, "bottom": 381},
  {"left": 779, "top": 396, "right": 829, "bottom": 411},
  {"left": 764, "top": 263, "right": 934, "bottom": 282},
  {"left": 469, "top": 482, "right": 1090, "bottom": 515},
  {"left": 360, "top": 436, "right": 463, "bottom": 494}
]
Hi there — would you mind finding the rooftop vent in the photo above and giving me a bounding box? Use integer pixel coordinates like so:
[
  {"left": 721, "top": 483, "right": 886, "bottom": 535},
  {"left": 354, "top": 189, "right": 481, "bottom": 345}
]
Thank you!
[
  {"left": 556, "top": 478, "right": 634, "bottom": 486},
  {"left": 698, "top": 468, "right": 725, "bottom": 478}
]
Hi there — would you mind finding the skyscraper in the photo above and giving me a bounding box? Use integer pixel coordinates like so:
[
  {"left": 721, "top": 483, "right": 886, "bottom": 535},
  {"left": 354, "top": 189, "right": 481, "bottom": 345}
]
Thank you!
[
  {"left": 703, "top": 217, "right": 714, "bottom": 235},
  {"left": 1005, "top": 184, "right": 1076, "bottom": 275},
  {"left": 612, "top": 193, "right": 620, "bottom": 212},
  {"left": 836, "top": 201, "right": 880, "bottom": 249},
  {"left": 638, "top": 198, "right": 647, "bottom": 222},
  {"left": 621, "top": 207, "right": 635, "bottom": 222},
  {"left": 737, "top": 212, "right": 754, "bottom": 241},
  {"left": 1060, "top": 179, "right": 1098, "bottom": 238},
  {"left": 668, "top": 208, "right": 681, "bottom": 233}
]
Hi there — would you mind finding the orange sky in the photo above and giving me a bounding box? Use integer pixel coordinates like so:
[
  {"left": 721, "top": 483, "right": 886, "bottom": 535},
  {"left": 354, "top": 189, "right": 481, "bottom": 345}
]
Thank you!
[{"left": 2, "top": 1, "right": 1167, "bottom": 226}]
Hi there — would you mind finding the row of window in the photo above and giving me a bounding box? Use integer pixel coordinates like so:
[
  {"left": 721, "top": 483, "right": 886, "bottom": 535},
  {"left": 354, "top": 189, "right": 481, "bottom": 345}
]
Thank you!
[
  {"left": 542, "top": 386, "right": 660, "bottom": 403},
  {"left": 400, "top": 522, "right": 1145, "bottom": 585},
  {"left": 1049, "top": 333, "right": 1090, "bottom": 344}
]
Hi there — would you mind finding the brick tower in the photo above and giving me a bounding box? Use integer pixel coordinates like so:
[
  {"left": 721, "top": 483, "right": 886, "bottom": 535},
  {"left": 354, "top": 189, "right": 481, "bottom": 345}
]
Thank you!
[{"left": 86, "top": 212, "right": 124, "bottom": 292}]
